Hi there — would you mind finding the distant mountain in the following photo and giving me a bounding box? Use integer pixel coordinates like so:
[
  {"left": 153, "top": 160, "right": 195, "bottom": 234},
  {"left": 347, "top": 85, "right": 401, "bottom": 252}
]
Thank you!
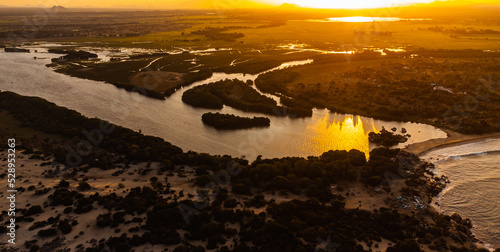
[
  {"left": 50, "top": 5, "right": 67, "bottom": 11},
  {"left": 279, "top": 3, "right": 302, "bottom": 9}
]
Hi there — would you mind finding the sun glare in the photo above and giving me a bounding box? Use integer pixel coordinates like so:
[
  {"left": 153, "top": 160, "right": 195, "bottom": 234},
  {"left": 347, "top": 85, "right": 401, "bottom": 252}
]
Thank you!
[
  {"left": 274, "top": 0, "right": 437, "bottom": 9},
  {"left": 305, "top": 115, "right": 380, "bottom": 158},
  {"left": 331, "top": 17, "right": 395, "bottom": 22}
]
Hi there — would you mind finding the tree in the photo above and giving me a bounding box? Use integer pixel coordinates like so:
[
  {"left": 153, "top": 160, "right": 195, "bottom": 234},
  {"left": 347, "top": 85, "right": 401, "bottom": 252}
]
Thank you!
[
  {"left": 58, "top": 220, "right": 72, "bottom": 234},
  {"left": 391, "top": 239, "right": 422, "bottom": 252},
  {"left": 58, "top": 180, "right": 70, "bottom": 188},
  {"left": 25, "top": 205, "right": 43, "bottom": 216},
  {"left": 195, "top": 175, "right": 212, "bottom": 187},
  {"left": 232, "top": 183, "right": 252, "bottom": 195},
  {"left": 77, "top": 181, "right": 91, "bottom": 191}
]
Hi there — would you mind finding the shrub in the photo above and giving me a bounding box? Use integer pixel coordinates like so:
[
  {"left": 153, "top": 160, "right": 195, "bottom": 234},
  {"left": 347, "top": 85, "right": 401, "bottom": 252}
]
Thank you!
[
  {"left": 77, "top": 181, "right": 91, "bottom": 191},
  {"left": 58, "top": 180, "right": 70, "bottom": 188},
  {"left": 37, "top": 228, "right": 57, "bottom": 237},
  {"left": 223, "top": 199, "right": 238, "bottom": 208},
  {"left": 25, "top": 205, "right": 43, "bottom": 216},
  {"left": 58, "top": 220, "right": 72, "bottom": 234},
  {"left": 195, "top": 175, "right": 212, "bottom": 187},
  {"left": 232, "top": 183, "right": 252, "bottom": 196}
]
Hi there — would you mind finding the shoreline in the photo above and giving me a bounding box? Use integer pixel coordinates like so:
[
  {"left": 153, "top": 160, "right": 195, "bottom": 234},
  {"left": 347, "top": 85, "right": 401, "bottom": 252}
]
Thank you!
[
  {"left": 408, "top": 128, "right": 500, "bottom": 251},
  {"left": 405, "top": 128, "right": 500, "bottom": 157}
]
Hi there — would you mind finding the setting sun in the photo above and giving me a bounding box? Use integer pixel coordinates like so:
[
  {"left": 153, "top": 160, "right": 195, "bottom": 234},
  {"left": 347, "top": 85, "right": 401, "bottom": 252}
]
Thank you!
[{"left": 268, "top": 0, "right": 437, "bottom": 9}]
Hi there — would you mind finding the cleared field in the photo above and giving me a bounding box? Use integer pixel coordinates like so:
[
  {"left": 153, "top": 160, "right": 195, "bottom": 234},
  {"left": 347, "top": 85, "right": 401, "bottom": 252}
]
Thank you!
[
  {"left": 73, "top": 15, "right": 500, "bottom": 51},
  {"left": 129, "top": 71, "right": 185, "bottom": 93}
]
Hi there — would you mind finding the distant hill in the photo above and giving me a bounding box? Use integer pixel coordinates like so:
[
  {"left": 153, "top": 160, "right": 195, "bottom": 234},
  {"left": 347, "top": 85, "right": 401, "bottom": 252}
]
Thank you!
[
  {"left": 279, "top": 3, "right": 302, "bottom": 9},
  {"left": 50, "top": 5, "right": 66, "bottom": 11}
]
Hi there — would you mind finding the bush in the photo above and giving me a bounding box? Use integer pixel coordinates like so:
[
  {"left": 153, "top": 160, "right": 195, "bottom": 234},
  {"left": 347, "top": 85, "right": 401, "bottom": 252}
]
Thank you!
[
  {"left": 25, "top": 205, "right": 43, "bottom": 216},
  {"left": 97, "top": 213, "right": 112, "bottom": 227},
  {"left": 37, "top": 228, "right": 57, "bottom": 237},
  {"left": 48, "top": 189, "right": 79, "bottom": 206},
  {"left": 390, "top": 239, "right": 422, "bottom": 252},
  {"left": 182, "top": 79, "right": 286, "bottom": 116},
  {"left": 58, "top": 220, "right": 72, "bottom": 234},
  {"left": 58, "top": 180, "right": 70, "bottom": 188},
  {"left": 173, "top": 246, "right": 189, "bottom": 252},
  {"left": 232, "top": 183, "right": 252, "bottom": 196},
  {"left": 77, "top": 181, "right": 91, "bottom": 191},
  {"left": 195, "top": 175, "right": 212, "bottom": 187},
  {"left": 223, "top": 199, "right": 238, "bottom": 208}
]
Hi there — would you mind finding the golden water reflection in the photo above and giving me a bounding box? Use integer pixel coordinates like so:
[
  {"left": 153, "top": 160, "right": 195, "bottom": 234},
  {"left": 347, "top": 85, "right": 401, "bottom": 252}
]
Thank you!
[{"left": 304, "top": 114, "right": 379, "bottom": 158}]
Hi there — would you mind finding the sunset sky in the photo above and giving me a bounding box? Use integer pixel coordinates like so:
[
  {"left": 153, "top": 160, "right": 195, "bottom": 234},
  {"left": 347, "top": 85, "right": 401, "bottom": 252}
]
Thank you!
[{"left": 0, "top": 0, "right": 496, "bottom": 9}]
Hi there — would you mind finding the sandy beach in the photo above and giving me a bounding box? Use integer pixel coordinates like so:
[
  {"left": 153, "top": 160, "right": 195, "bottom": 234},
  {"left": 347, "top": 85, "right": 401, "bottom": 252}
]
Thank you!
[{"left": 405, "top": 129, "right": 500, "bottom": 157}]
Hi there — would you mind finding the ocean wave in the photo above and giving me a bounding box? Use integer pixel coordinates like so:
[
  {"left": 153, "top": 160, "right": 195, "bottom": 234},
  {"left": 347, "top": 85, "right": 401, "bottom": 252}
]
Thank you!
[{"left": 426, "top": 141, "right": 500, "bottom": 249}]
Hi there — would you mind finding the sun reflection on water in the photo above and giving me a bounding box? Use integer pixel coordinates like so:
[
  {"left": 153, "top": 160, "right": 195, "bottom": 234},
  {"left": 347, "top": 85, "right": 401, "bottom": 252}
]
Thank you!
[
  {"left": 307, "top": 17, "right": 432, "bottom": 23},
  {"left": 304, "top": 114, "right": 379, "bottom": 158}
]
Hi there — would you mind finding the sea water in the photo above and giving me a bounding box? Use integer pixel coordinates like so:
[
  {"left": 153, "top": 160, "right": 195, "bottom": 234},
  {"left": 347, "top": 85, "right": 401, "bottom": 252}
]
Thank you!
[{"left": 422, "top": 139, "right": 500, "bottom": 249}]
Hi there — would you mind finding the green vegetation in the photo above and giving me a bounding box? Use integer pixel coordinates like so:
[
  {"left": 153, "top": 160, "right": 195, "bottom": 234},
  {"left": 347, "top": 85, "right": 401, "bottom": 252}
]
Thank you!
[
  {"left": 0, "top": 91, "right": 183, "bottom": 167},
  {"left": 18, "top": 146, "right": 459, "bottom": 252},
  {"left": 228, "top": 148, "right": 421, "bottom": 200},
  {"left": 2, "top": 7, "right": 500, "bottom": 251},
  {"left": 255, "top": 55, "right": 500, "bottom": 134},
  {"left": 191, "top": 27, "right": 245, "bottom": 42},
  {"left": 49, "top": 49, "right": 98, "bottom": 61},
  {"left": 34, "top": 147, "right": 473, "bottom": 252},
  {"left": 50, "top": 54, "right": 214, "bottom": 99},
  {"left": 50, "top": 46, "right": 316, "bottom": 99},
  {"left": 182, "top": 79, "right": 291, "bottom": 116},
  {"left": 4, "top": 47, "right": 30, "bottom": 53},
  {"left": 201, "top": 112, "right": 270, "bottom": 130},
  {"left": 369, "top": 127, "right": 409, "bottom": 147},
  {"left": 0, "top": 92, "right": 492, "bottom": 252}
]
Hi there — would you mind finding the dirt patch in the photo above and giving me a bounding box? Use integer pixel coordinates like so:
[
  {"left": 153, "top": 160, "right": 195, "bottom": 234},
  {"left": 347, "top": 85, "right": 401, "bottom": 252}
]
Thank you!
[{"left": 129, "top": 71, "right": 185, "bottom": 92}]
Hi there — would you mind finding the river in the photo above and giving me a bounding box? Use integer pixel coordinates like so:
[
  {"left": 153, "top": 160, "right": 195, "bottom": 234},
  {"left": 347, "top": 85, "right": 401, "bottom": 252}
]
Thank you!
[{"left": 0, "top": 48, "right": 446, "bottom": 161}]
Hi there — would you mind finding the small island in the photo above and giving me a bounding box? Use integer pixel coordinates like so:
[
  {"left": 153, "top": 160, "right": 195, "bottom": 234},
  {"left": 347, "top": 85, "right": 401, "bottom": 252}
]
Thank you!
[
  {"left": 369, "top": 127, "right": 409, "bottom": 147},
  {"left": 182, "top": 79, "right": 280, "bottom": 112},
  {"left": 202, "top": 112, "right": 270, "bottom": 130},
  {"left": 49, "top": 49, "right": 98, "bottom": 61},
  {"left": 4, "top": 47, "right": 30, "bottom": 53}
]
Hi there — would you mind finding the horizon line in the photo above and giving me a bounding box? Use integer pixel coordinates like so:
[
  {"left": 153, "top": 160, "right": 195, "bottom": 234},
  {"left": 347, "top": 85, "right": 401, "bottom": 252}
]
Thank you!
[{"left": 1, "top": 2, "right": 499, "bottom": 11}]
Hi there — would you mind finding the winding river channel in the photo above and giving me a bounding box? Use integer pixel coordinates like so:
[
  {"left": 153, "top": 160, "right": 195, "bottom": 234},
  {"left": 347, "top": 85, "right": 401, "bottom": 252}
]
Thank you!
[{"left": 0, "top": 47, "right": 447, "bottom": 161}]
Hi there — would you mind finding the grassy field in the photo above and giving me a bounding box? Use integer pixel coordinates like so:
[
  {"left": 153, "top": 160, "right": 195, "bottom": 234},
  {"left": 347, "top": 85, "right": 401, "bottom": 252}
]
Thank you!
[
  {"left": 281, "top": 57, "right": 407, "bottom": 87},
  {"left": 230, "top": 20, "right": 500, "bottom": 50},
  {"left": 72, "top": 13, "right": 500, "bottom": 51}
]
